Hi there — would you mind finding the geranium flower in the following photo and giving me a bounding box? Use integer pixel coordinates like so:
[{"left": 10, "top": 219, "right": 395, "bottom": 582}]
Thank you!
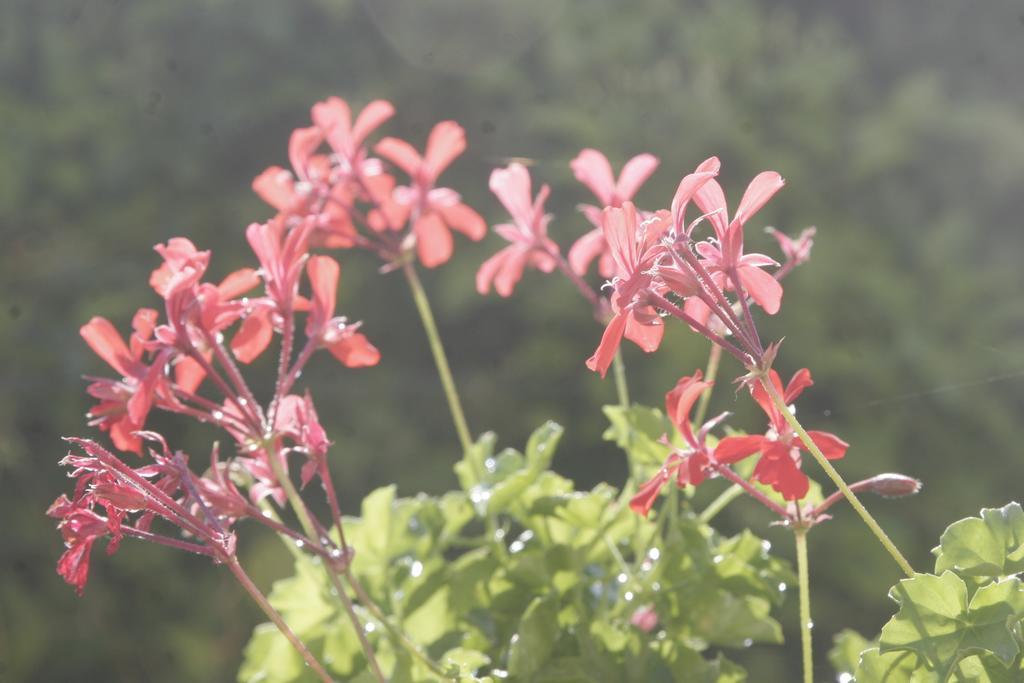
[
  {"left": 81, "top": 310, "right": 170, "bottom": 454},
  {"left": 305, "top": 255, "right": 380, "bottom": 367},
  {"left": 629, "top": 371, "right": 717, "bottom": 516},
  {"left": 375, "top": 121, "right": 486, "bottom": 267},
  {"left": 585, "top": 203, "right": 670, "bottom": 377},
  {"left": 689, "top": 170, "right": 786, "bottom": 315},
  {"left": 715, "top": 368, "right": 848, "bottom": 501},
  {"left": 476, "top": 162, "right": 559, "bottom": 297},
  {"left": 311, "top": 97, "right": 394, "bottom": 176},
  {"left": 568, "top": 149, "right": 659, "bottom": 278}
]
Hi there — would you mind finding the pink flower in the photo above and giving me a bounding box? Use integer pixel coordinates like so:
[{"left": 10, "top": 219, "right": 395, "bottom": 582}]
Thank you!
[
  {"left": 80, "top": 310, "right": 169, "bottom": 454},
  {"left": 305, "top": 255, "right": 380, "bottom": 367},
  {"left": 311, "top": 97, "right": 394, "bottom": 175},
  {"left": 275, "top": 393, "right": 332, "bottom": 488},
  {"left": 585, "top": 203, "right": 670, "bottom": 377},
  {"left": 630, "top": 605, "right": 659, "bottom": 633},
  {"left": 375, "top": 121, "right": 486, "bottom": 267},
  {"left": 715, "top": 369, "right": 848, "bottom": 501},
  {"left": 689, "top": 169, "right": 786, "bottom": 315},
  {"left": 767, "top": 226, "right": 816, "bottom": 267},
  {"left": 568, "top": 149, "right": 660, "bottom": 278},
  {"left": 477, "top": 163, "right": 559, "bottom": 297}
]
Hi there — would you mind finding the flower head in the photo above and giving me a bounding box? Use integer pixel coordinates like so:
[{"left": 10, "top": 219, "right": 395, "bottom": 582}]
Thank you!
[
  {"left": 375, "top": 121, "right": 486, "bottom": 267},
  {"left": 477, "top": 163, "right": 559, "bottom": 297},
  {"left": 715, "top": 369, "right": 848, "bottom": 501},
  {"left": 568, "top": 149, "right": 660, "bottom": 278}
]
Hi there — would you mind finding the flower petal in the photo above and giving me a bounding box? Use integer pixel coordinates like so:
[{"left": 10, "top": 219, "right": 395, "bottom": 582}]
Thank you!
[
  {"left": 288, "top": 126, "right": 324, "bottom": 178},
  {"left": 306, "top": 255, "right": 340, "bottom": 335},
  {"left": 570, "top": 149, "right": 616, "bottom": 206},
  {"left": 693, "top": 177, "right": 729, "bottom": 239},
  {"left": 476, "top": 247, "right": 514, "bottom": 296},
  {"left": 423, "top": 121, "right": 466, "bottom": 181},
  {"left": 629, "top": 469, "right": 670, "bottom": 517},
  {"left": 784, "top": 368, "right": 813, "bottom": 404},
  {"left": 616, "top": 153, "right": 660, "bottom": 201},
  {"left": 375, "top": 136, "right": 423, "bottom": 178},
  {"left": 414, "top": 212, "right": 454, "bottom": 268},
  {"left": 806, "top": 430, "right": 848, "bottom": 460},
  {"left": 735, "top": 171, "right": 784, "bottom": 226},
  {"left": 623, "top": 311, "right": 663, "bottom": 353},
  {"left": 493, "top": 247, "right": 531, "bottom": 298},
  {"left": 81, "top": 317, "right": 134, "bottom": 377},
  {"left": 350, "top": 100, "right": 395, "bottom": 150},
  {"left": 439, "top": 202, "right": 486, "bottom": 240},
  {"left": 231, "top": 311, "right": 274, "bottom": 364},
  {"left": 586, "top": 311, "right": 628, "bottom": 377},
  {"left": 714, "top": 435, "right": 765, "bottom": 464},
  {"left": 567, "top": 228, "right": 605, "bottom": 277},
  {"left": 738, "top": 265, "right": 783, "bottom": 315},
  {"left": 327, "top": 332, "right": 380, "bottom": 367}
]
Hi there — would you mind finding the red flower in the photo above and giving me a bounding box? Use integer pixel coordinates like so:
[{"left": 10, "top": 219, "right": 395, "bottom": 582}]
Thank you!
[
  {"left": 375, "top": 121, "right": 486, "bottom": 267},
  {"left": 715, "top": 369, "right": 848, "bottom": 501},
  {"left": 47, "top": 498, "right": 112, "bottom": 596},
  {"left": 568, "top": 149, "right": 659, "bottom": 278},
  {"left": 477, "top": 163, "right": 559, "bottom": 297},
  {"left": 629, "top": 372, "right": 717, "bottom": 516}
]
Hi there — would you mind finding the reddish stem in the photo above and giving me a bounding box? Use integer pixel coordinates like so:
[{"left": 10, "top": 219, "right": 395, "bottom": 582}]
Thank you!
[
  {"left": 707, "top": 459, "right": 792, "bottom": 521},
  {"left": 647, "top": 293, "right": 750, "bottom": 364},
  {"left": 120, "top": 527, "right": 217, "bottom": 557}
]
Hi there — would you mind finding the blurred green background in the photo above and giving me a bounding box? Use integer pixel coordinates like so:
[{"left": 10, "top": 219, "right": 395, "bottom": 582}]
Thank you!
[{"left": 3, "top": 0, "right": 1024, "bottom": 680}]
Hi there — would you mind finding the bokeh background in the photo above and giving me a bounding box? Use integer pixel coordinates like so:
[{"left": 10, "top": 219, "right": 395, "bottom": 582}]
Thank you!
[{"left": 3, "top": 0, "right": 1024, "bottom": 680}]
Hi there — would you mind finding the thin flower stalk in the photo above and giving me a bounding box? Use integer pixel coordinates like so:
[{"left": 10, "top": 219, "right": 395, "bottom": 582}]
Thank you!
[
  {"left": 261, "top": 442, "right": 387, "bottom": 683},
  {"left": 226, "top": 557, "right": 337, "bottom": 683},
  {"left": 402, "top": 259, "right": 474, "bottom": 453},
  {"left": 794, "top": 528, "right": 813, "bottom": 683}
]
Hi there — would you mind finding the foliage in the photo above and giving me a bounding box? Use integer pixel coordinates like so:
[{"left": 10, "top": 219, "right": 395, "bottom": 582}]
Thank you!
[
  {"left": 239, "top": 420, "right": 793, "bottom": 682},
  {"left": 838, "top": 504, "right": 1024, "bottom": 682}
]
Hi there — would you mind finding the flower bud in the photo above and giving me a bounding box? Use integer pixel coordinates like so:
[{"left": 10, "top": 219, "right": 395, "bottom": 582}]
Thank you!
[{"left": 860, "top": 473, "right": 921, "bottom": 498}]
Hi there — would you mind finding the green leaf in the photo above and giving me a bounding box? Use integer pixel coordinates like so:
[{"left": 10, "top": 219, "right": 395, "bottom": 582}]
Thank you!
[
  {"left": 507, "top": 595, "right": 560, "bottom": 678},
  {"left": 441, "top": 646, "right": 491, "bottom": 677},
  {"left": 879, "top": 572, "right": 1024, "bottom": 678},
  {"left": 954, "top": 653, "right": 1022, "bottom": 683},
  {"left": 456, "top": 423, "right": 564, "bottom": 517},
  {"left": 829, "top": 628, "right": 874, "bottom": 677},
  {"left": 602, "top": 404, "right": 673, "bottom": 468},
  {"left": 934, "top": 503, "right": 1024, "bottom": 579},
  {"left": 853, "top": 647, "right": 925, "bottom": 682},
  {"left": 238, "top": 623, "right": 308, "bottom": 683},
  {"left": 454, "top": 432, "right": 499, "bottom": 493}
]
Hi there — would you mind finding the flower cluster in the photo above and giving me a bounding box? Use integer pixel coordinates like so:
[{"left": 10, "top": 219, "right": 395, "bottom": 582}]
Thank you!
[
  {"left": 252, "top": 97, "right": 485, "bottom": 269},
  {"left": 52, "top": 101, "right": 429, "bottom": 593}
]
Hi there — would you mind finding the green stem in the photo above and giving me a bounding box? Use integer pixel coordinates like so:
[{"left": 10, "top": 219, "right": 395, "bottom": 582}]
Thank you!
[
  {"left": 697, "top": 483, "right": 743, "bottom": 524},
  {"left": 759, "top": 376, "right": 915, "bottom": 578},
  {"left": 264, "top": 450, "right": 387, "bottom": 683},
  {"left": 794, "top": 528, "right": 813, "bottom": 683},
  {"left": 612, "top": 349, "right": 630, "bottom": 407},
  {"left": 693, "top": 343, "right": 722, "bottom": 426},
  {"left": 402, "top": 260, "right": 473, "bottom": 453},
  {"left": 226, "top": 557, "right": 336, "bottom": 683},
  {"left": 345, "top": 572, "right": 453, "bottom": 679}
]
